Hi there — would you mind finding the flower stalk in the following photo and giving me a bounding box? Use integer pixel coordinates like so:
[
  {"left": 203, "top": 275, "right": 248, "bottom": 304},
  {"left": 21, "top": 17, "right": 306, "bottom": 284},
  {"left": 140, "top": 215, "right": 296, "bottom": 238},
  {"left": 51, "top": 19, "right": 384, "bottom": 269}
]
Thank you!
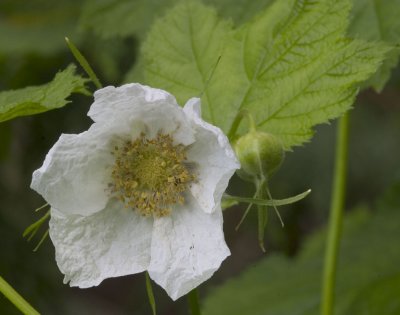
[
  {"left": 188, "top": 288, "right": 201, "bottom": 315},
  {"left": 256, "top": 179, "right": 268, "bottom": 252},
  {"left": 320, "top": 113, "right": 350, "bottom": 315},
  {"left": 0, "top": 276, "right": 40, "bottom": 315},
  {"left": 145, "top": 272, "right": 157, "bottom": 315}
]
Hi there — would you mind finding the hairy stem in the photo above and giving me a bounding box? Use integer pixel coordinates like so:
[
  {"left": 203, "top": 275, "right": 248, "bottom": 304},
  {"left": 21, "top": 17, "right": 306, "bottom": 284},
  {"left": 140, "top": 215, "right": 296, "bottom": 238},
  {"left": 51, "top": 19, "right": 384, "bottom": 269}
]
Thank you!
[{"left": 321, "top": 113, "right": 349, "bottom": 315}]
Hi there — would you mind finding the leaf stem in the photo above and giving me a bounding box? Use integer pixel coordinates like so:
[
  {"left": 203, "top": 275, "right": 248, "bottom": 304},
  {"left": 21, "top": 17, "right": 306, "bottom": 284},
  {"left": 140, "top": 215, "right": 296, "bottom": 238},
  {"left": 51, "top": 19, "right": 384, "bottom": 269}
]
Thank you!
[
  {"left": 188, "top": 288, "right": 201, "bottom": 315},
  {"left": 0, "top": 276, "right": 40, "bottom": 315},
  {"left": 321, "top": 113, "right": 349, "bottom": 315}
]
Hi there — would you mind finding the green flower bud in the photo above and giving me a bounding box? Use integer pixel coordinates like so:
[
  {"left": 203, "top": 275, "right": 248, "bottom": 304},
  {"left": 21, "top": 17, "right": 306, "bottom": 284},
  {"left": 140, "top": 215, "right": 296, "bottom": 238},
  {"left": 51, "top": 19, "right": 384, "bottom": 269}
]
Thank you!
[{"left": 234, "top": 131, "right": 284, "bottom": 182}]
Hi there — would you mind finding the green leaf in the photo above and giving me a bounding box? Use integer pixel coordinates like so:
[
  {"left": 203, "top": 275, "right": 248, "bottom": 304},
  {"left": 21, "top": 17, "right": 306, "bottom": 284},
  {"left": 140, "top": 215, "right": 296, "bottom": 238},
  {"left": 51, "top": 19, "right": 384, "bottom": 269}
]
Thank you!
[
  {"left": 0, "top": 0, "right": 81, "bottom": 55},
  {"left": 211, "top": 0, "right": 275, "bottom": 25},
  {"left": 124, "top": 53, "right": 146, "bottom": 83},
  {"left": 349, "top": 0, "right": 400, "bottom": 91},
  {"left": 0, "top": 64, "right": 89, "bottom": 123},
  {"left": 344, "top": 274, "right": 400, "bottom": 315},
  {"left": 143, "top": 0, "right": 233, "bottom": 123},
  {"left": 124, "top": 0, "right": 276, "bottom": 83},
  {"left": 203, "top": 183, "right": 400, "bottom": 315},
  {"left": 80, "top": 0, "right": 273, "bottom": 41},
  {"left": 79, "top": 0, "right": 174, "bottom": 40},
  {"left": 143, "top": 0, "right": 389, "bottom": 149}
]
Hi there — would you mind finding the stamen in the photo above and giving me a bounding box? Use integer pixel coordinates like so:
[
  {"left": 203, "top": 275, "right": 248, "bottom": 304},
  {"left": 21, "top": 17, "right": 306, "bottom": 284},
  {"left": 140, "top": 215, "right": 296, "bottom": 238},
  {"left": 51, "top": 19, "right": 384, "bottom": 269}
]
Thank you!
[{"left": 109, "top": 133, "right": 195, "bottom": 217}]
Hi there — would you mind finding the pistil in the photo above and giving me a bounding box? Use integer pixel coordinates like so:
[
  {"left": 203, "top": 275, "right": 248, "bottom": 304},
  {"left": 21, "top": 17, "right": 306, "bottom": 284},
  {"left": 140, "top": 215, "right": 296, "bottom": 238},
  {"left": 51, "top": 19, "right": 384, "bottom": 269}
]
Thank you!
[{"left": 109, "top": 133, "right": 195, "bottom": 217}]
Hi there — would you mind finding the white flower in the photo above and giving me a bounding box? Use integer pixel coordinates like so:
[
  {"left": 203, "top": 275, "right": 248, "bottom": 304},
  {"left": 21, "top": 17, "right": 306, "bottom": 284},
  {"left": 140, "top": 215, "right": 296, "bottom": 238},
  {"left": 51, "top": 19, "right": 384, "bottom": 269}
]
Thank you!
[{"left": 30, "top": 83, "right": 240, "bottom": 300}]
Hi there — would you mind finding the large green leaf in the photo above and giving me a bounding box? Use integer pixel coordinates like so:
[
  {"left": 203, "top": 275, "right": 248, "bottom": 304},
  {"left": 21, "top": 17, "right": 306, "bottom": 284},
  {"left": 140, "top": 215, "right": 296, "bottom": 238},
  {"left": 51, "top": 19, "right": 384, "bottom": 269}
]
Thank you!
[
  {"left": 0, "top": 64, "right": 89, "bottom": 123},
  {"left": 143, "top": 1, "right": 232, "bottom": 123},
  {"left": 119, "top": 0, "right": 293, "bottom": 83},
  {"left": 80, "top": 0, "right": 273, "bottom": 40},
  {"left": 213, "top": 0, "right": 275, "bottom": 24},
  {"left": 203, "top": 182, "right": 400, "bottom": 315},
  {"left": 343, "top": 274, "right": 400, "bottom": 315},
  {"left": 349, "top": 0, "right": 400, "bottom": 91},
  {"left": 142, "top": 0, "right": 389, "bottom": 149}
]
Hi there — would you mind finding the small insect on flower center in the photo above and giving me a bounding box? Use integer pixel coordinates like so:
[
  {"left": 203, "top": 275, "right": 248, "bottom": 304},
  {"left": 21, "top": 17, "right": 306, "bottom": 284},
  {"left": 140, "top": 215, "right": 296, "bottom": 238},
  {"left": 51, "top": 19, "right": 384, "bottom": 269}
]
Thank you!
[{"left": 110, "top": 133, "right": 195, "bottom": 217}]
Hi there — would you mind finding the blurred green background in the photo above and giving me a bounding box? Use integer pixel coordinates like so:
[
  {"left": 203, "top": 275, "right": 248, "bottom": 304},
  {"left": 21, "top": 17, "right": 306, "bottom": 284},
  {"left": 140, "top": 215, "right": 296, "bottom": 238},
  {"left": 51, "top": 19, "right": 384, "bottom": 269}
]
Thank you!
[{"left": 1, "top": 1, "right": 399, "bottom": 314}]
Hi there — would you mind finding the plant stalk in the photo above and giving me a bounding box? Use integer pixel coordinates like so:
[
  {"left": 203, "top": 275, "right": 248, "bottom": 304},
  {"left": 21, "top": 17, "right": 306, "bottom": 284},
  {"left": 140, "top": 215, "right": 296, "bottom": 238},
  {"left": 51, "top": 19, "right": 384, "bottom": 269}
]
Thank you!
[
  {"left": 256, "top": 179, "right": 267, "bottom": 252},
  {"left": 145, "top": 272, "right": 157, "bottom": 315},
  {"left": 320, "top": 113, "right": 349, "bottom": 315},
  {"left": 0, "top": 276, "right": 40, "bottom": 315},
  {"left": 188, "top": 288, "right": 201, "bottom": 315}
]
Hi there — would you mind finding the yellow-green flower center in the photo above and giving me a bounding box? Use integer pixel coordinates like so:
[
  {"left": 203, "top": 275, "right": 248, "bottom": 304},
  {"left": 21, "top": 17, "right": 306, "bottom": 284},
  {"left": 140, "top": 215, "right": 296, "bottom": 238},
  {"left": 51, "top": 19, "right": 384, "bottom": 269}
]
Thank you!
[{"left": 110, "top": 133, "right": 195, "bottom": 217}]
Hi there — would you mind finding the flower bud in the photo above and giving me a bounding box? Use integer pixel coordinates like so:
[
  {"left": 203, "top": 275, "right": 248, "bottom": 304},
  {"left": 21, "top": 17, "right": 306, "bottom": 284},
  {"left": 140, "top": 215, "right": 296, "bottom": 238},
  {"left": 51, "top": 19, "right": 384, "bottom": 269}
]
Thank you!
[{"left": 234, "top": 131, "right": 284, "bottom": 181}]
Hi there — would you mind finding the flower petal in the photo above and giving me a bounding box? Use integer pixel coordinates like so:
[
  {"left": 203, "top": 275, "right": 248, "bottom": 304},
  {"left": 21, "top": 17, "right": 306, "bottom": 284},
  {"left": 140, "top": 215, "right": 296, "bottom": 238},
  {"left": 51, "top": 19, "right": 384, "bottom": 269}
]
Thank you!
[
  {"left": 147, "top": 197, "right": 230, "bottom": 300},
  {"left": 31, "top": 124, "right": 115, "bottom": 216},
  {"left": 89, "top": 83, "right": 195, "bottom": 145},
  {"left": 184, "top": 98, "right": 240, "bottom": 213},
  {"left": 49, "top": 200, "right": 153, "bottom": 288}
]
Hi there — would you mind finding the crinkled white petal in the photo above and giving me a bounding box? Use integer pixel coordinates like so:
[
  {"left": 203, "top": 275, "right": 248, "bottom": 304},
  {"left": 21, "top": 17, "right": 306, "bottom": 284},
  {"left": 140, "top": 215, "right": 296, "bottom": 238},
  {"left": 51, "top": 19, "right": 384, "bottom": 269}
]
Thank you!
[
  {"left": 147, "top": 196, "right": 230, "bottom": 300},
  {"left": 49, "top": 200, "right": 153, "bottom": 288},
  {"left": 184, "top": 98, "right": 240, "bottom": 214},
  {"left": 31, "top": 123, "right": 115, "bottom": 216},
  {"left": 33, "top": 84, "right": 238, "bottom": 296},
  {"left": 89, "top": 83, "right": 195, "bottom": 145}
]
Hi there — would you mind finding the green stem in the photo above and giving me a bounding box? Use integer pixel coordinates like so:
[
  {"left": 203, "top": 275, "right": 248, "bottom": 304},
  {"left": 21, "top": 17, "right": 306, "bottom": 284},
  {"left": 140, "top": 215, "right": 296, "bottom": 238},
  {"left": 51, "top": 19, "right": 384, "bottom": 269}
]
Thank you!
[
  {"left": 227, "top": 110, "right": 256, "bottom": 140},
  {"left": 188, "top": 288, "right": 201, "bottom": 315},
  {"left": 0, "top": 276, "right": 40, "bottom": 315},
  {"left": 320, "top": 113, "right": 349, "bottom": 315},
  {"left": 227, "top": 111, "right": 245, "bottom": 140},
  {"left": 256, "top": 179, "right": 267, "bottom": 252},
  {"left": 145, "top": 272, "right": 157, "bottom": 315}
]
